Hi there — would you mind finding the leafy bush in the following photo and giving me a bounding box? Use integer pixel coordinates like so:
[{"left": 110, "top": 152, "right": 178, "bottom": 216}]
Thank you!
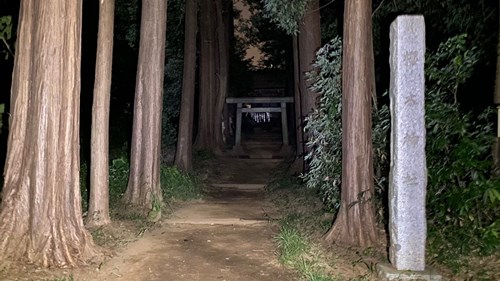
[
  {"left": 109, "top": 156, "right": 130, "bottom": 202},
  {"left": 302, "top": 37, "right": 343, "bottom": 211},
  {"left": 160, "top": 166, "right": 200, "bottom": 201},
  {"left": 304, "top": 33, "right": 499, "bottom": 264},
  {"left": 80, "top": 157, "right": 129, "bottom": 211},
  {"left": 302, "top": 37, "right": 390, "bottom": 213},
  {"left": 262, "top": 0, "right": 309, "bottom": 35},
  {"left": 424, "top": 35, "right": 500, "bottom": 259}
]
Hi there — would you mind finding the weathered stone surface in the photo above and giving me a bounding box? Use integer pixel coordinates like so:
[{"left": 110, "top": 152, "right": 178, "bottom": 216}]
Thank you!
[
  {"left": 389, "top": 15, "right": 427, "bottom": 271},
  {"left": 377, "top": 263, "right": 442, "bottom": 281}
]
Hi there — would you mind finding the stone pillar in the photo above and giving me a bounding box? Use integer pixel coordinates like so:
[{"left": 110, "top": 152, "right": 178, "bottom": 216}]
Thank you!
[{"left": 388, "top": 15, "right": 427, "bottom": 271}]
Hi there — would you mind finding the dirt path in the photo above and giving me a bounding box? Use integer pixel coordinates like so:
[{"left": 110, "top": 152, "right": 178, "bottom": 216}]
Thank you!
[{"left": 75, "top": 156, "right": 298, "bottom": 281}]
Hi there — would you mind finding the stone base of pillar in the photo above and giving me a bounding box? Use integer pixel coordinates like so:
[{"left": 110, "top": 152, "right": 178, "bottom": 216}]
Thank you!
[{"left": 376, "top": 263, "right": 442, "bottom": 281}]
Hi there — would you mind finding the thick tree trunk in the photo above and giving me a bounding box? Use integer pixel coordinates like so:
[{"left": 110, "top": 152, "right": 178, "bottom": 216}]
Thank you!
[
  {"left": 87, "top": 0, "right": 115, "bottom": 227},
  {"left": 292, "top": 35, "right": 304, "bottom": 172},
  {"left": 495, "top": 0, "right": 500, "bottom": 107},
  {"left": 298, "top": 0, "right": 321, "bottom": 163},
  {"left": 174, "top": 0, "right": 198, "bottom": 171},
  {"left": 494, "top": 0, "right": 500, "bottom": 167},
  {"left": 194, "top": 0, "right": 217, "bottom": 151},
  {"left": 214, "top": 0, "right": 231, "bottom": 152},
  {"left": 324, "top": 0, "right": 378, "bottom": 247},
  {"left": 125, "top": 0, "right": 167, "bottom": 217},
  {"left": 0, "top": 0, "right": 101, "bottom": 267}
]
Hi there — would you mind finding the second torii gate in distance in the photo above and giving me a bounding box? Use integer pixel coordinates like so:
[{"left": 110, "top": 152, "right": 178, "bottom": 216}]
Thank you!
[{"left": 226, "top": 96, "right": 294, "bottom": 149}]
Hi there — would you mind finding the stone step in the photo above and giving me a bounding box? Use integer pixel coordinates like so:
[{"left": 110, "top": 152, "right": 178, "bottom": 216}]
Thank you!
[
  {"left": 210, "top": 183, "right": 266, "bottom": 190},
  {"left": 164, "top": 200, "right": 279, "bottom": 226},
  {"left": 165, "top": 218, "right": 270, "bottom": 226}
]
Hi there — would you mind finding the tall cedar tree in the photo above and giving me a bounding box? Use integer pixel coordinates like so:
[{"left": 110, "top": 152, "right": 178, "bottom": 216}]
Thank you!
[
  {"left": 0, "top": 0, "right": 101, "bottom": 266},
  {"left": 296, "top": 0, "right": 320, "bottom": 171},
  {"left": 87, "top": 0, "right": 115, "bottom": 227},
  {"left": 195, "top": 0, "right": 217, "bottom": 151},
  {"left": 175, "top": 0, "right": 198, "bottom": 171},
  {"left": 214, "top": 0, "right": 231, "bottom": 150},
  {"left": 194, "top": 0, "right": 229, "bottom": 153},
  {"left": 125, "top": 0, "right": 167, "bottom": 217},
  {"left": 292, "top": 35, "right": 304, "bottom": 172},
  {"left": 298, "top": 0, "right": 321, "bottom": 117},
  {"left": 494, "top": 0, "right": 500, "bottom": 166},
  {"left": 324, "top": 0, "right": 378, "bottom": 247}
]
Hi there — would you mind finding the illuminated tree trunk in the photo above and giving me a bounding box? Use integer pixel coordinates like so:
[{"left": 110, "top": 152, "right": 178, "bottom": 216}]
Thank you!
[
  {"left": 292, "top": 35, "right": 304, "bottom": 172},
  {"left": 298, "top": 0, "right": 321, "bottom": 117},
  {"left": 195, "top": 0, "right": 217, "bottom": 151},
  {"left": 298, "top": 0, "right": 321, "bottom": 162},
  {"left": 175, "top": 0, "right": 198, "bottom": 171},
  {"left": 214, "top": 0, "right": 231, "bottom": 152},
  {"left": 0, "top": 0, "right": 101, "bottom": 267},
  {"left": 324, "top": 0, "right": 378, "bottom": 247},
  {"left": 87, "top": 0, "right": 115, "bottom": 227},
  {"left": 125, "top": 0, "right": 167, "bottom": 217}
]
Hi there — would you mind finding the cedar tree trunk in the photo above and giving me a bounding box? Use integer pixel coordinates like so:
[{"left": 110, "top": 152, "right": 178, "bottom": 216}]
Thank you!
[
  {"left": 214, "top": 0, "right": 230, "bottom": 151},
  {"left": 125, "top": 0, "right": 167, "bottom": 217},
  {"left": 494, "top": 0, "right": 500, "bottom": 167},
  {"left": 195, "top": 0, "right": 217, "bottom": 151},
  {"left": 175, "top": 0, "right": 198, "bottom": 171},
  {"left": 0, "top": 0, "right": 101, "bottom": 267},
  {"left": 87, "top": 0, "right": 115, "bottom": 227},
  {"left": 292, "top": 35, "right": 304, "bottom": 172},
  {"left": 324, "top": 0, "right": 378, "bottom": 247},
  {"left": 298, "top": 0, "right": 321, "bottom": 163}
]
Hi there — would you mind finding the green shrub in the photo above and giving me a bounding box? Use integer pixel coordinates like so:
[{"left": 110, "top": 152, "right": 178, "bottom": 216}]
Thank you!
[
  {"left": 302, "top": 37, "right": 343, "bottom": 211},
  {"left": 160, "top": 166, "right": 200, "bottom": 201},
  {"left": 109, "top": 156, "right": 130, "bottom": 202},
  {"left": 302, "top": 37, "right": 390, "bottom": 214},
  {"left": 424, "top": 35, "right": 500, "bottom": 259},
  {"left": 80, "top": 156, "right": 129, "bottom": 211},
  {"left": 262, "top": 0, "right": 309, "bottom": 35},
  {"left": 303, "top": 33, "right": 499, "bottom": 265}
]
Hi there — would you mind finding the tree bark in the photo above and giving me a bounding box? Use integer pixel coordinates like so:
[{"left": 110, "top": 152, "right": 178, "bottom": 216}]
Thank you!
[
  {"left": 298, "top": 0, "right": 321, "bottom": 163},
  {"left": 496, "top": 0, "right": 500, "bottom": 106},
  {"left": 0, "top": 0, "right": 101, "bottom": 267},
  {"left": 214, "top": 0, "right": 231, "bottom": 152},
  {"left": 493, "top": 0, "right": 500, "bottom": 168},
  {"left": 324, "top": 0, "right": 378, "bottom": 247},
  {"left": 125, "top": 0, "right": 167, "bottom": 217},
  {"left": 174, "top": 0, "right": 198, "bottom": 171},
  {"left": 292, "top": 35, "right": 304, "bottom": 172},
  {"left": 194, "top": 0, "right": 217, "bottom": 151},
  {"left": 87, "top": 0, "right": 115, "bottom": 227}
]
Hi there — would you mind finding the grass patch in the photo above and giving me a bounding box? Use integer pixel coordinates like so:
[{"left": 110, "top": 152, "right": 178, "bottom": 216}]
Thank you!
[
  {"left": 269, "top": 165, "right": 379, "bottom": 281},
  {"left": 275, "top": 223, "right": 308, "bottom": 264},
  {"left": 275, "top": 221, "right": 336, "bottom": 281}
]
